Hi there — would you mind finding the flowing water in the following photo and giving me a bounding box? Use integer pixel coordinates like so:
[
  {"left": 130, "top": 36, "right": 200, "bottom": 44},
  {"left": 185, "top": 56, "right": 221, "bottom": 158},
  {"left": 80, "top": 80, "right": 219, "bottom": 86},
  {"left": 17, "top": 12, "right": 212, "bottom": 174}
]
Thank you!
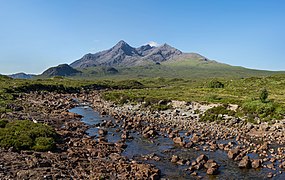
[{"left": 70, "top": 106, "right": 283, "bottom": 180}]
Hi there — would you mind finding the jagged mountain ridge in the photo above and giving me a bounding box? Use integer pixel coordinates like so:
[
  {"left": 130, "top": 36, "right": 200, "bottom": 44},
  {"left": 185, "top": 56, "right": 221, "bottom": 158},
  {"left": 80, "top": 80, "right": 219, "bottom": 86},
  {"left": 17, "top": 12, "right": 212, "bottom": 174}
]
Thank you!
[{"left": 70, "top": 40, "right": 183, "bottom": 68}]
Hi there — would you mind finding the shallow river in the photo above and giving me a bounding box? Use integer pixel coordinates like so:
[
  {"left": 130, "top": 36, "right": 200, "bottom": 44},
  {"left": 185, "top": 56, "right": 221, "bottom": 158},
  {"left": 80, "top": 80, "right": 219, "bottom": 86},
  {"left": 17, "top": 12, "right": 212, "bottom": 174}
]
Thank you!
[{"left": 70, "top": 106, "right": 283, "bottom": 180}]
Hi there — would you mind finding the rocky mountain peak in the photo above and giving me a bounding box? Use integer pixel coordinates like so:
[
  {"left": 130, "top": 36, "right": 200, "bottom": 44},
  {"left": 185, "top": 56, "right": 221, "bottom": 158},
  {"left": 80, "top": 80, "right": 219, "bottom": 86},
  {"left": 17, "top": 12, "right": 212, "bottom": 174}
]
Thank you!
[
  {"left": 70, "top": 40, "right": 183, "bottom": 68},
  {"left": 114, "top": 40, "right": 128, "bottom": 47},
  {"left": 110, "top": 40, "right": 137, "bottom": 56}
]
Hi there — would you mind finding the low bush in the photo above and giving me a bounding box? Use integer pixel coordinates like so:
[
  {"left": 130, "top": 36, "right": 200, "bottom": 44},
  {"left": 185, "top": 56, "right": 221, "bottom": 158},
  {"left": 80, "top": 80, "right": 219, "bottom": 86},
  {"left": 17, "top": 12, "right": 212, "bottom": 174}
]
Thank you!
[{"left": 0, "top": 120, "right": 57, "bottom": 151}]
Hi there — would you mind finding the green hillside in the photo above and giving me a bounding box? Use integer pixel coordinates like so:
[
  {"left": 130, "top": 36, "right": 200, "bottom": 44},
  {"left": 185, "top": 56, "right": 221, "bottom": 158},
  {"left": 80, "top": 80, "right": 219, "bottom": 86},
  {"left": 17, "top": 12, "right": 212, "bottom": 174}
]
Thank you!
[{"left": 75, "top": 58, "right": 283, "bottom": 79}]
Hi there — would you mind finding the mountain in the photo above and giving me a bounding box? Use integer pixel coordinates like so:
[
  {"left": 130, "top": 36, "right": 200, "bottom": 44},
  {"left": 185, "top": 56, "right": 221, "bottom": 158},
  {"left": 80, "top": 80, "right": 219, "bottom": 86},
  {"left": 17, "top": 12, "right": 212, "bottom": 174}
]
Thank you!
[
  {"left": 39, "top": 40, "right": 284, "bottom": 79},
  {"left": 70, "top": 40, "right": 183, "bottom": 68},
  {"left": 8, "top": 73, "right": 35, "bottom": 79},
  {"left": 40, "top": 64, "right": 81, "bottom": 77}
]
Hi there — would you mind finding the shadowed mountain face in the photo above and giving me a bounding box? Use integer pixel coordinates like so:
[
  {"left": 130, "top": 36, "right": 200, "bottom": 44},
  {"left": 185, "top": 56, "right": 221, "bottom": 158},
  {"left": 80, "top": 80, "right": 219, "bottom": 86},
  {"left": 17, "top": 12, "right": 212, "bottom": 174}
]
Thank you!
[
  {"left": 41, "top": 64, "right": 81, "bottom": 77},
  {"left": 70, "top": 40, "right": 183, "bottom": 68}
]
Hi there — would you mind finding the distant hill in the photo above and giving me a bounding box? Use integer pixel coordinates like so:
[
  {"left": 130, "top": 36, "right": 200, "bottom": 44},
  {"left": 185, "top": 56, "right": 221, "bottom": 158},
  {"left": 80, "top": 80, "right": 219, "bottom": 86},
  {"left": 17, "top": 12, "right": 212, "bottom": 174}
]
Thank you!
[
  {"left": 8, "top": 72, "right": 35, "bottom": 79},
  {"left": 40, "top": 64, "right": 81, "bottom": 77},
  {"left": 70, "top": 40, "right": 182, "bottom": 68}
]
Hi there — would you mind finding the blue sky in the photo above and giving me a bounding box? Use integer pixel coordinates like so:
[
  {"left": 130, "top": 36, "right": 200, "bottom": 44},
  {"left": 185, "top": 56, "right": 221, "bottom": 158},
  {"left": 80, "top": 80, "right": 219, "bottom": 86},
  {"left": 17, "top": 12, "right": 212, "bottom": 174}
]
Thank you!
[{"left": 0, "top": 0, "right": 284, "bottom": 74}]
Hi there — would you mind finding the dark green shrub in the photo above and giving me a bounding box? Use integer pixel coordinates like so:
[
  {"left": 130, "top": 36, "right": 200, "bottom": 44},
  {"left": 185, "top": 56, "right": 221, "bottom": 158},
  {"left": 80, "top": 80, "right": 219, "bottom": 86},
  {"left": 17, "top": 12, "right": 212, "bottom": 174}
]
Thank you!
[{"left": 260, "top": 88, "right": 268, "bottom": 103}]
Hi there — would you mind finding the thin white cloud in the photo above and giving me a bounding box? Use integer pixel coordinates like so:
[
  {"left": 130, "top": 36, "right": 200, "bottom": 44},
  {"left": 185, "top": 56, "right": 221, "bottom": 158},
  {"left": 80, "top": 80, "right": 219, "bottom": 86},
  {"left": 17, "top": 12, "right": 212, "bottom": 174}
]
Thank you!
[{"left": 145, "top": 41, "right": 160, "bottom": 47}]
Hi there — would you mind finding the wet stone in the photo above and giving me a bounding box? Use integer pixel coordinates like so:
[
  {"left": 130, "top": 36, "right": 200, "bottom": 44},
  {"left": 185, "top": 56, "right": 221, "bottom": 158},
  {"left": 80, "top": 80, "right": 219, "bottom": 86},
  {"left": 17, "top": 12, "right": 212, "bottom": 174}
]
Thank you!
[
  {"left": 251, "top": 159, "right": 262, "bottom": 169},
  {"left": 238, "top": 156, "right": 251, "bottom": 169},
  {"left": 228, "top": 147, "right": 240, "bottom": 160}
]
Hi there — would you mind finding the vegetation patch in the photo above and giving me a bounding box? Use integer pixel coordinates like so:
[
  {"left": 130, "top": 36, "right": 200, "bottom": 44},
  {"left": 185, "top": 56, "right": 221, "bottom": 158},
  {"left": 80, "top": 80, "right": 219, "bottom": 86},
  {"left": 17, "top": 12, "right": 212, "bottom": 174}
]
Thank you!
[
  {"left": 241, "top": 100, "right": 284, "bottom": 122},
  {"left": 0, "top": 120, "right": 57, "bottom": 151},
  {"left": 199, "top": 104, "right": 236, "bottom": 122}
]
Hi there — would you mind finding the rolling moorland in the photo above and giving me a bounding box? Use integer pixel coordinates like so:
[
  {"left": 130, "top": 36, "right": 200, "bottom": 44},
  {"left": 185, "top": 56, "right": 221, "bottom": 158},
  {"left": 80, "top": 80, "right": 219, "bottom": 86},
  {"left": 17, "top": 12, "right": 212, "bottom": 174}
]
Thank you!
[{"left": 1, "top": 41, "right": 285, "bottom": 179}]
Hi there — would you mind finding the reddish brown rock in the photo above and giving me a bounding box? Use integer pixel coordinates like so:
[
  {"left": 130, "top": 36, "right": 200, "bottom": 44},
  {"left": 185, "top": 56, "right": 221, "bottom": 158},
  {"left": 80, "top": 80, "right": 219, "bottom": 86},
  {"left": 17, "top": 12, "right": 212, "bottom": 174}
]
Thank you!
[
  {"left": 207, "top": 167, "right": 219, "bottom": 175},
  {"left": 196, "top": 154, "right": 208, "bottom": 163},
  {"left": 171, "top": 155, "right": 179, "bottom": 163},
  {"left": 251, "top": 159, "right": 262, "bottom": 169},
  {"left": 238, "top": 156, "right": 251, "bottom": 168},
  {"left": 228, "top": 148, "right": 240, "bottom": 160},
  {"left": 173, "top": 137, "right": 185, "bottom": 146}
]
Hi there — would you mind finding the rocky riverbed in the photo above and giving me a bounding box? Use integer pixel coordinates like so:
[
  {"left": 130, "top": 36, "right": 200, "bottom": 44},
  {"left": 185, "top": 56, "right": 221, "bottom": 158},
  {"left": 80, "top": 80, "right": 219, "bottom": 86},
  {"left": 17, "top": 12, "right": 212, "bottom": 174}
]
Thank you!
[
  {"left": 82, "top": 91, "right": 285, "bottom": 179},
  {"left": 0, "top": 92, "right": 160, "bottom": 179},
  {"left": 1, "top": 90, "right": 285, "bottom": 179}
]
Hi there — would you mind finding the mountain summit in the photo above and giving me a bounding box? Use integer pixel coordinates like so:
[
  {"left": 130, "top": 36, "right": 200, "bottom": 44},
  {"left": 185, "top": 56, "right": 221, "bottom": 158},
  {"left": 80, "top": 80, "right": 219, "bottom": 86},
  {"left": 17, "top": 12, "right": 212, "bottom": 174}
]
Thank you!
[{"left": 70, "top": 40, "right": 182, "bottom": 68}]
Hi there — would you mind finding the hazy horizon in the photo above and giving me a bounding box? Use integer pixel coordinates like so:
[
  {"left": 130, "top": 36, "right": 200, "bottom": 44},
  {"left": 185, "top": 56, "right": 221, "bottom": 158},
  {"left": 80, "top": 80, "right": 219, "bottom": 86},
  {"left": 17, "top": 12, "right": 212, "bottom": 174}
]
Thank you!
[{"left": 1, "top": 0, "right": 284, "bottom": 74}]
